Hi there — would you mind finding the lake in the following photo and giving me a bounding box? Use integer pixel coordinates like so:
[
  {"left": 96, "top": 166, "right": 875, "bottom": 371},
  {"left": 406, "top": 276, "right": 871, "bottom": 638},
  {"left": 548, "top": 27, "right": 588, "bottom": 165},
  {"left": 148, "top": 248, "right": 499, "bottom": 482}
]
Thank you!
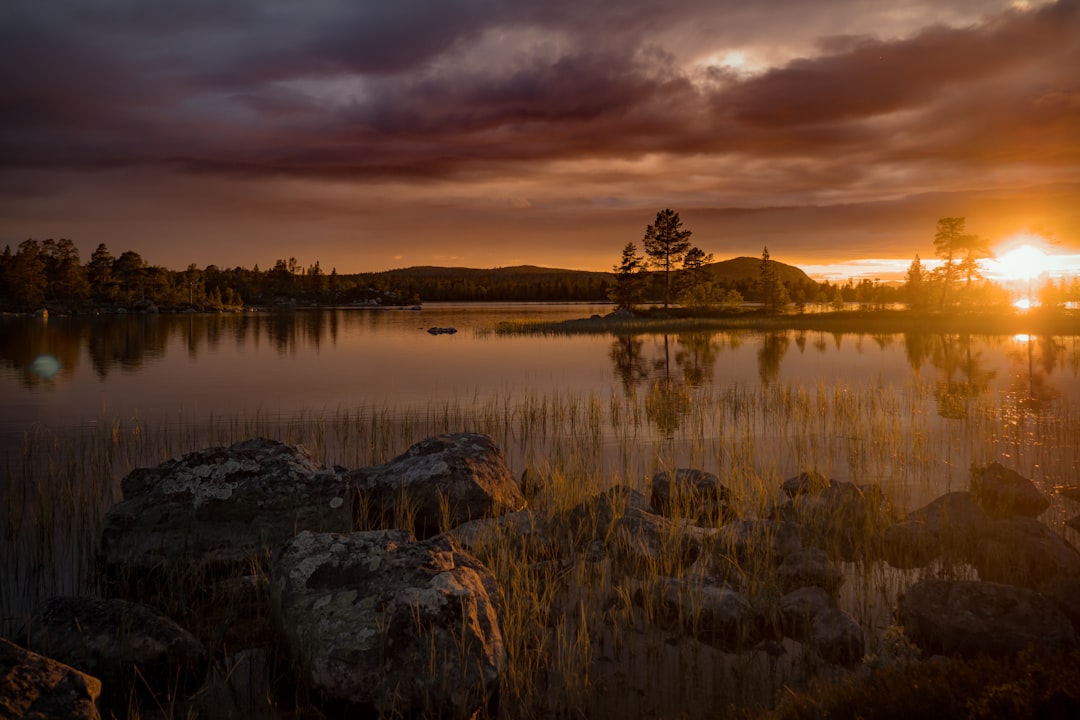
[{"left": 3, "top": 304, "right": 1080, "bottom": 486}]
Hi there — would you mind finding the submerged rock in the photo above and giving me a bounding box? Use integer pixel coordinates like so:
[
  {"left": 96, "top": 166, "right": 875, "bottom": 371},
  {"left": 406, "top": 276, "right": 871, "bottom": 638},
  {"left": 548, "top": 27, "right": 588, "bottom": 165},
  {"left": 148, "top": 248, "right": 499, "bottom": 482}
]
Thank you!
[
  {"left": 350, "top": 432, "right": 526, "bottom": 538},
  {"left": 270, "top": 529, "right": 504, "bottom": 717}
]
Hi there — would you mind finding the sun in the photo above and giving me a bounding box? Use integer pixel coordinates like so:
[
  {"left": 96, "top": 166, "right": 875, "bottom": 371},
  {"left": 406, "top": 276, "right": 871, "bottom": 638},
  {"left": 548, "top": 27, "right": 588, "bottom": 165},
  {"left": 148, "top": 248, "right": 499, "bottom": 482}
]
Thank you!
[{"left": 986, "top": 235, "right": 1050, "bottom": 282}]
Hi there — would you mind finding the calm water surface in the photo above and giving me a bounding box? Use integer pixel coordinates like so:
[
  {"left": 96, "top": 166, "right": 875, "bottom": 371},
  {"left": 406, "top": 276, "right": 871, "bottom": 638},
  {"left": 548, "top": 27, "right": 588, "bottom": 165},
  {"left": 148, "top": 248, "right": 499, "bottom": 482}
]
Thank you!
[{"left": 3, "top": 303, "right": 1080, "bottom": 456}]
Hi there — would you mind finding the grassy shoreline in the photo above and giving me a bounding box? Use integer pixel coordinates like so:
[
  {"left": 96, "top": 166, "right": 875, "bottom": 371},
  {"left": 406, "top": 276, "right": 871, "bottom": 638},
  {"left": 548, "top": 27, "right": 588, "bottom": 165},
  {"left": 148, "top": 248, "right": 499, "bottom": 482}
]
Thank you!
[{"left": 495, "top": 307, "right": 1080, "bottom": 336}]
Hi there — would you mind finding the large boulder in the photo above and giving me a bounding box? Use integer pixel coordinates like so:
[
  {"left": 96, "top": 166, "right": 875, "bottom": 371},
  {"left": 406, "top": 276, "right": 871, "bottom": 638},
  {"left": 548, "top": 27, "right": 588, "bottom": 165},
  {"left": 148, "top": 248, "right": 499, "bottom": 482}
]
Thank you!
[
  {"left": 649, "top": 468, "right": 732, "bottom": 526},
  {"left": 0, "top": 637, "right": 101, "bottom": 720},
  {"left": 349, "top": 433, "right": 526, "bottom": 538},
  {"left": 99, "top": 438, "right": 351, "bottom": 600},
  {"left": 16, "top": 596, "right": 206, "bottom": 715},
  {"left": 882, "top": 491, "right": 990, "bottom": 569},
  {"left": 970, "top": 462, "right": 1050, "bottom": 519},
  {"left": 897, "top": 579, "right": 1077, "bottom": 658},
  {"left": 270, "top": 529, "right": 504, "bottom": 718}
]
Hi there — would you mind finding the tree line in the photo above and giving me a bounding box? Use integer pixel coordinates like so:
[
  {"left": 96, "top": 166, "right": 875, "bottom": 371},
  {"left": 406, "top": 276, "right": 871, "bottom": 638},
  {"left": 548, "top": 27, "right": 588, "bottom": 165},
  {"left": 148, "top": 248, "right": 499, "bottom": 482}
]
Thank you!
[
  {"left": 610, "top": 211, "right": 1079, "bottom": 314},
  {"left": 4, "top": 215, "right": 1075, "bottom": 314},
  {"left": 0, "top": 240, "right": 416, "bottom": 313}
]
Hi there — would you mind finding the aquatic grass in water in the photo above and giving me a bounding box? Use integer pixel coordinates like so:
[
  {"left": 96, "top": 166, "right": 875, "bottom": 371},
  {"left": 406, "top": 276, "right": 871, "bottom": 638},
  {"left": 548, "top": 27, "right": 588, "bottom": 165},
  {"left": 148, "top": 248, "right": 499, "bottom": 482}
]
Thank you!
[{"left": 2, "top": 377, "right": 1079, "bottom": 717}]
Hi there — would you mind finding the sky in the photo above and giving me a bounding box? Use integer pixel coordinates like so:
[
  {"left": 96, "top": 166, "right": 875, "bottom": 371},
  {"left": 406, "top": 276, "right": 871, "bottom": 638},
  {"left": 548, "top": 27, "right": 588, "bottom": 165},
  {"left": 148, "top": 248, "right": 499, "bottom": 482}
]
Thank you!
[{"left": 2, "top": 0, "right": 1078, "bottom": 280}]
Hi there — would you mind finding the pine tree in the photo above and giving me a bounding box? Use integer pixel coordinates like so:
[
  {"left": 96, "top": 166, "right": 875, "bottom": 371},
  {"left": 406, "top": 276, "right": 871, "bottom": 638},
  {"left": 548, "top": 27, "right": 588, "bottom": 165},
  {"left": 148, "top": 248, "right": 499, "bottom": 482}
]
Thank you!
[
  {"left": 642, "top": 209, "right": 693, "bottom": 308},
  {"left": 608, "top": 242, "right": 646, "bottom": 310}
]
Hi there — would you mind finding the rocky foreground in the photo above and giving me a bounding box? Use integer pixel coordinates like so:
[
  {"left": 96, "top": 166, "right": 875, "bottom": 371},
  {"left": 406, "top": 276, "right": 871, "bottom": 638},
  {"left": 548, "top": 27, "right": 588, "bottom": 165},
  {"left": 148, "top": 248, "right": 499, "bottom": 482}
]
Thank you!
[{"left": 3, "top": 435, "right": 1079, "bottom": 718}]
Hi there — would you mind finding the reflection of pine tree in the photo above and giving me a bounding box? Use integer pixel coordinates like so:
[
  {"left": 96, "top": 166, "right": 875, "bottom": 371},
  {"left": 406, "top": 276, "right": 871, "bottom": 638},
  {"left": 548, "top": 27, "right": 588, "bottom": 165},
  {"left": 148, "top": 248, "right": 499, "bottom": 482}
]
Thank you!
[
  {"left": 608, "top": 335, "right": 649, "bottom": 395},
  {"left": 930, "top": 334, "right": 996, "bottom": 418},
  {"left": 757, "top": 331, "right": 790, "bottom": 386}
]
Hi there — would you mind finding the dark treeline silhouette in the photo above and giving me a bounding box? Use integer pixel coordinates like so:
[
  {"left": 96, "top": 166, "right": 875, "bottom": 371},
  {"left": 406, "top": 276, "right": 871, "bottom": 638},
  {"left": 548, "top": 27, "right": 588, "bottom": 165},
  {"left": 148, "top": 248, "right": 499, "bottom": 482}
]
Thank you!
[
  {"left": 1, "top": 238, "right": 850, "bottom": 313},
  {"left": 0, "top": 239, "right": 416, "bottom": 313}
]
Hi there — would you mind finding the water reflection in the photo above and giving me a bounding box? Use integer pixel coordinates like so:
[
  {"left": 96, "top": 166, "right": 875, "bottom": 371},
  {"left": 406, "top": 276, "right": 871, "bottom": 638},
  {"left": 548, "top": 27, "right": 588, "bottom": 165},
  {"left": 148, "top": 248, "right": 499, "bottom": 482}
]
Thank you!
[
  {"left": 2, "top": 312, "right": 1079, "bottom": 439},
  {"left": 929, "top": 335, "right": 996, "bottom": 419}
]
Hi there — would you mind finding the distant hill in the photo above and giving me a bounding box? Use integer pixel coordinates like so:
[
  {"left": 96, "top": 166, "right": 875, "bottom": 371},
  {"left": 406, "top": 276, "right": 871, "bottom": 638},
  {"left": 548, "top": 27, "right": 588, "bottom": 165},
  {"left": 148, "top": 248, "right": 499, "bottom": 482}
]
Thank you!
[
  {"left": 706, "top": 256, "right": 814, "bottom": 286},
  {"left": 371, "top": 258, "right": 819, "bottom": 302}
]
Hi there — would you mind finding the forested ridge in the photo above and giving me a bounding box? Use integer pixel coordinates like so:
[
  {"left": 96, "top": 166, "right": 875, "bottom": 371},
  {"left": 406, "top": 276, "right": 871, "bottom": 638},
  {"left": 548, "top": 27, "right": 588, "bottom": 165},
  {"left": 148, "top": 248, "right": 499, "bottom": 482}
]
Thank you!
[{"left": 1, "top": 238, "right": 834, "bottom": 312}]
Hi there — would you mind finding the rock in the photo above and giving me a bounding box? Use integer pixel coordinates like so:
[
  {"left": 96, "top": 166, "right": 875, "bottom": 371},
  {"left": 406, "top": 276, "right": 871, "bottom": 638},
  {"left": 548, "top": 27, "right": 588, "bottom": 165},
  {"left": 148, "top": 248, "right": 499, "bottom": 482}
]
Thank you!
[
  {"left": 1055, "top": 485, "right": 1080, "bottom": 504},
  {"left": 447, "top": 510, "right": 553, "bottom": 559},
  {"left": 556, "top": 486, "right": 656, "bottom": 545},
  {"left": 639, "top": 577, "right": 765, "bottom": 651},
  {"left": 970, "top": 517, "right": 1080, "bottom": 587},
  {"left": 0, "top": 636, "right": 102, "bottom": 720},
  {"left": 777, "top": 547, "right": 844, "bottom": 595},
  {"left": 555, "top": 486, "right": 705, "bottom": 573},
  {"left": 1038, "top": 572, "right": 1080, "bottom": 634},
  {"left": 882, "top": 491, "right": 990, "bottom": 569},
  {"left": 196, "top": 647, "right": 277, "bottom": 720},
  {"left": 779, "top": 586, "right": 834, "bottom": 641},
  {"left": 16, "top": 596, "right": 206, "bottom": 715},
  {"left": 782, "top": 470, "right": 830, "bottom": 498},
  {"left": 270, "top": 530, "right": 504, "bottom": 718},
  {"left": 783, "top": 479, "right": 886, "bottom": 560},
  {"left": 811, "top": 608, "right": 864, "bottom": 666},
  {"left": 649, "top": 468, "right": 732, "bottom": 525},
  {"left": 970, "top": 462, "right": 1049, "bottom": 518},
  {"left": 897, "top": 579, "right": 1077, "bottom": 658},
  {"left": 714, "top": 519, "right": 802, "bottom": 569},
  {"left": 349, "top": 433, "right": 526, "bottom": 538},
  {"left": 98, "top": 438, "right": 351, "bottom": 640},
  {"left": 1068, "top": 513, "right": 1080, "bottom": 534}
]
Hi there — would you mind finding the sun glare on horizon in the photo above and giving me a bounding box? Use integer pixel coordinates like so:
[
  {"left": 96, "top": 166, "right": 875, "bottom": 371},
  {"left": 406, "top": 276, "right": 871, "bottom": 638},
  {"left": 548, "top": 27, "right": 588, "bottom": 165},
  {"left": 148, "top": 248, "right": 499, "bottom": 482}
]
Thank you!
[{"left": 985, "top": 235, "right": 1053, "bottom": 282}]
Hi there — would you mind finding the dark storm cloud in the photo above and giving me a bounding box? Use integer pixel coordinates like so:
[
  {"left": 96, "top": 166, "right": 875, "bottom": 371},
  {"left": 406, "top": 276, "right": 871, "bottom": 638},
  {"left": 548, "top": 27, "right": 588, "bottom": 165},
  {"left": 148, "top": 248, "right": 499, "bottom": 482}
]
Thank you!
[{"left": 1, "top": 0, "right": 1077, "bottom": 186}]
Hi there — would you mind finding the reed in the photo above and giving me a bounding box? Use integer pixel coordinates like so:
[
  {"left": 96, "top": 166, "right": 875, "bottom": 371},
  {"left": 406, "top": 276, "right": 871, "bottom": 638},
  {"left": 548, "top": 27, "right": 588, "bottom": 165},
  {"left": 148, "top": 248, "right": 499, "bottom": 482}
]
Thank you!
[{"left": 2, "top": 371, "right": 1078, "bottom": 717}]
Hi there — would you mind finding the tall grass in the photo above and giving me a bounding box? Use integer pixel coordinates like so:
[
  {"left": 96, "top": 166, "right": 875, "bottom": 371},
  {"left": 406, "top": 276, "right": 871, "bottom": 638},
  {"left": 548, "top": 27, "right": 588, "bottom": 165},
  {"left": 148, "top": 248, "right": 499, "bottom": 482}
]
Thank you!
[{"left": 2, "top": 376, "right": 1078, "bottom": 717}]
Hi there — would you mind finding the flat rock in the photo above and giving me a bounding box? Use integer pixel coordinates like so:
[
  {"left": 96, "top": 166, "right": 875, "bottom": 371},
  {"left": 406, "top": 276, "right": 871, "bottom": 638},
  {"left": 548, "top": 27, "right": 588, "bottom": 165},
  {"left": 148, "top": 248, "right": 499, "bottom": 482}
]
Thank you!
[
  {"left": 270, "top": 529, "right": 504, "bottom": 717},
  {"left": 898, "top": 579, "right": 1077, "bottom": 658},
  {"left": 0, "top": 636, "right": 102, "bottom": 720},
  {"left": 349, "top": 433, "right": 526, "bottom": 538}
]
